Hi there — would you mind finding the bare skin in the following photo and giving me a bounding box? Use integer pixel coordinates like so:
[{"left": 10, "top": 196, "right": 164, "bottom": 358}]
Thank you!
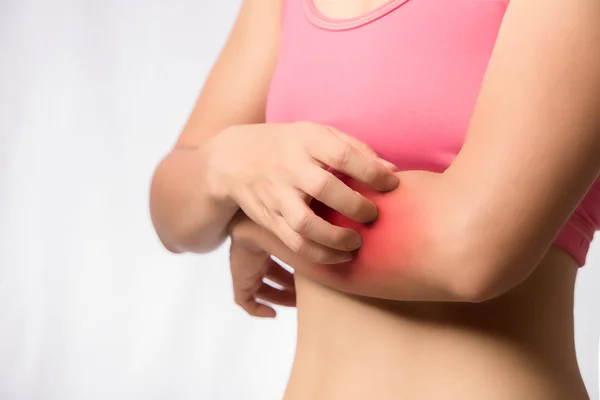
[
  {"left": 287, "top": 249, "right": 587, "bottom": 400},
  {"left": 150, "top": 0, "right": 599, "bottom": 398},
  {"left": 229, "top": 209, "right": 589, "bottom": 400}
]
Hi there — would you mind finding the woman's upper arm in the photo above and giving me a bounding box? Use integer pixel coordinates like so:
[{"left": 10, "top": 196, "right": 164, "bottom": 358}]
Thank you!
[
  {"left": 442, "top": 0, "right": 600, "bottom": 296},
  {"left": 176, "top": 0, "right": 283, "bottom": 148}
]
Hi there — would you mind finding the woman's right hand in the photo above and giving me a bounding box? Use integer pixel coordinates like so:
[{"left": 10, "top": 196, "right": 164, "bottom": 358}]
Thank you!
[{"left": 204, "top": 122, "right": 399, "bottom": 264}]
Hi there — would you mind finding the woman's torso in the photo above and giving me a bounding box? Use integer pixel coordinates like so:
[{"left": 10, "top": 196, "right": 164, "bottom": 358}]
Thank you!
[{"left": 265, "top": 0, "right": 593, "bottom": 398}]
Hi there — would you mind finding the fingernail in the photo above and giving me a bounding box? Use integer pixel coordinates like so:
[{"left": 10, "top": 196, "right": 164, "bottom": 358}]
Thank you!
[
  {"left": 341, "top": 253, "right": 353, "bottom": 263},
  {"left": 378, "top": 158, "right": 398, "bottom": 171},
  {"left": 345, "top": 235, "right": 362, "bottom": 251},
  {"left": 363, "top": 207, "right": 378, "bottom": 224},
  {"left": 386, "top": 174, "right": 400, "bottom": 188}
]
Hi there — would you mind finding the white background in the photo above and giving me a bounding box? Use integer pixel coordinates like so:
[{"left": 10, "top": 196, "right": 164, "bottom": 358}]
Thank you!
[{"left": 0, "top": 1, "right": 598, "bottom": 399}]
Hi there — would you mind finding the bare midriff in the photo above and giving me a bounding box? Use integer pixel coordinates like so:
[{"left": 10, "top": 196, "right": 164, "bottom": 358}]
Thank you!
[{"left": 283, "top": 247, "right": 588, "bottom": 400}]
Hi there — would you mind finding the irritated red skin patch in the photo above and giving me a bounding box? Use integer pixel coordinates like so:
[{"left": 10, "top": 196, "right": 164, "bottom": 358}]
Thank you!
[{"left": 305, "top": 176, "right": 430, "bottom": 289}]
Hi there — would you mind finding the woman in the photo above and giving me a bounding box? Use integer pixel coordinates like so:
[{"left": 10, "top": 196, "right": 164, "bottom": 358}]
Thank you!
[{"left": 150, "top": 0, "right": 600, "bottom": 398}]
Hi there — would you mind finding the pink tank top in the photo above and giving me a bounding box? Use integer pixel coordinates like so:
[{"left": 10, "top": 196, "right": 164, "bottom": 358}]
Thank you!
[{"left": 266, "top": 0, "right": 600, "bottom": 266}]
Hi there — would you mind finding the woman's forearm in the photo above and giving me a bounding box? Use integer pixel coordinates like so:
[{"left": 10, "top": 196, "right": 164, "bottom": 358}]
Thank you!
[
  {"left": 150, "top": 146, "right": 239, "bottom": 254},
  {"left": 231, "top": 158, "right": 570, "bottom": 303}
]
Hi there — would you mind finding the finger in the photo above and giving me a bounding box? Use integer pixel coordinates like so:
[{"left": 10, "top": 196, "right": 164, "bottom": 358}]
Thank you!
[
  {"left": 264, "top": 259, "right": 296, "bottom": 291},
  {"left": 242, "top": 299, "right": 277, "bottom": 318},
  {"left": 323, "top": 126, "right": 385, "bottom": 161},
  {"left": 275, "top": 187, "right": 363, "bottom": 250},
  {"left": 295, "top": 166, "right": 378, "bottom": 224},
  {"left": 237, "top": 190, "right": 279, "bottom": 233},
  {"left": 255, "top": 283, "right": 296, "bottom": 307},
  {"left": 261, "top": 182, "right": 365, "bottom": 251},
  {"left": 230, "top": 241, "right": 271, "bottom": 293},
  {"left": 232, "top": 279, "right": 277, "bottom": 318},
  {"left": 233, "top": 280, "right": 277, "bottom": 318},
  {"left": 327, "top": 126, "right": 398, "bottom": 172},
  {"left": 272, "top": 215, "right": 353, "bottom": 264},
  {"left": 305, "top": 126, "right": 399, "bottom": 192},
  {"left": 326, "top": 126, "right": 377, "bottom": 157}
]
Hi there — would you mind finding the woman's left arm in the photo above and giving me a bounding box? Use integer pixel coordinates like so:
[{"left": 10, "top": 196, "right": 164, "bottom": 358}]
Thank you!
[
  {"left": 429, "top": 0, "right": 600, "bottom": 299},
  {"left": 230, "top": 0, "right": 600, "bottom": 303}
]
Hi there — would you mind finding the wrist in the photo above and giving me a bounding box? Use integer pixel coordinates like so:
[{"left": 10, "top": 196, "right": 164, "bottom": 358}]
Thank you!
[{"left": 201, "top": 130, "right": 240, "bottom": 212}]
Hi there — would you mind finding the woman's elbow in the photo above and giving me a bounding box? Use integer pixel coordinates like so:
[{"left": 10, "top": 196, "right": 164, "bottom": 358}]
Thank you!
[
  {"left": 152, "top": 220, "right": 226, "bottom": 254},
  {"left": 150, "top": 207, "right": 226, "bottom": 254},
  {"left": 149, "top": 163, "right": 225, "bottom": 255},
  {"left": 434, "top": 232, "right": 536, "bottom": 303}
]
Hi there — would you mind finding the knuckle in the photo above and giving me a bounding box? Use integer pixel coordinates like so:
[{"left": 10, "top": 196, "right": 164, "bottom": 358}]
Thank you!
[
  {"left": 328, "top": 143, "right": 352, "bottom": 169},
  {"left": 293, "top": 121, "right": 318, "bottom": 137},
  {"left": 300, "top": 121, "right": 319, "bottom": 131},
  {"left": 309, "top": 172, "right": 333, "bottom": 198},
  {"left": 360, "top": 143, "right": 376, "bottom": 155},
  {"left": 274, "top": 160, "right": 294, "bottom": 177},
  {"left": 361, "top": 162, "right": 380, "bottom": 183},
  {"left": 287, "top": 210, "right": 311, "bottom": 234},
  {"left": 286, "top": 234, "right": 308, "bottom": 255},
  {"left": 260, "top": 205, "right": 275, "bottom": 226}
]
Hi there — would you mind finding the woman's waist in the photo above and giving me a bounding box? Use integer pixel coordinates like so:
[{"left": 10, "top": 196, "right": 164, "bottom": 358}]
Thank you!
[{"left": 287, "top": 247, "right": 585, "bottom": 399}]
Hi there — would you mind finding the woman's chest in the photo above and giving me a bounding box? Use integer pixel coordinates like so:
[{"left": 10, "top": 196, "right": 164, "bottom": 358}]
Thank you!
[{"left": 267, "top": 0, "right": 508, "bottom": 171}]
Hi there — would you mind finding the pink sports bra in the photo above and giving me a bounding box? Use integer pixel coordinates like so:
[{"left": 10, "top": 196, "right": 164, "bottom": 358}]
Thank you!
[{"left": 266, "top": 0, "right": 600, "bottom": 266}]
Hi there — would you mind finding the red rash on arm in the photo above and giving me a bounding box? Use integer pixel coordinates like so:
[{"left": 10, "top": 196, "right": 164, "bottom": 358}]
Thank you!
[
  {"left": 285, "top": 172, "right": 449, "bottom": 300},
  {"left": 312, "top": 183, "right": 423, "bottom": 271}
]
